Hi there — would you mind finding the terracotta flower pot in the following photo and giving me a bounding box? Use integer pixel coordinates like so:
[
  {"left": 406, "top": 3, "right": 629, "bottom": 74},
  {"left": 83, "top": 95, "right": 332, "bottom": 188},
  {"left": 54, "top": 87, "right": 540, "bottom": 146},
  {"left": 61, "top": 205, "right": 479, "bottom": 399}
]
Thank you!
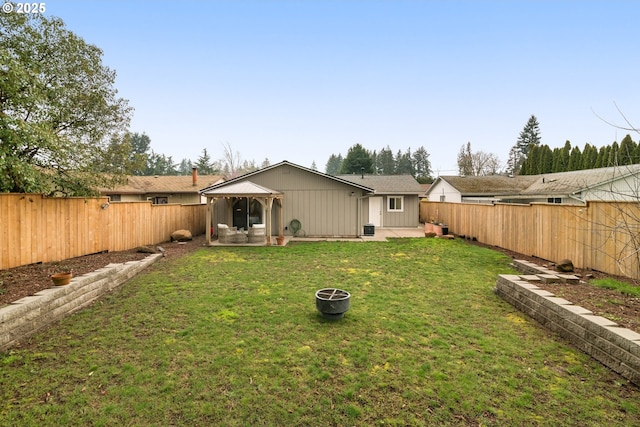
[
  {"left": 51, "top": 272, "right": 72, "bottom": 286},
  {"left": 276, "top": 236, "right": 285, "bottom": 246}
]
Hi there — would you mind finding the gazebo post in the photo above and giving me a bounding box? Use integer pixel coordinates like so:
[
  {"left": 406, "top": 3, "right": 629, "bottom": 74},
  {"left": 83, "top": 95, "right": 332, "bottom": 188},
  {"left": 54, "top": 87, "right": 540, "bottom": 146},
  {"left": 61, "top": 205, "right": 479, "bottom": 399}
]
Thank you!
[
  {"left": 206, "top": 197, "right": 213, "bottom": 245},
  {"left": 277, "top": 197, "right": 284, "bottom": 239},
  {"left": 266, "top": 197, "right": 273, "bottom": 245}
]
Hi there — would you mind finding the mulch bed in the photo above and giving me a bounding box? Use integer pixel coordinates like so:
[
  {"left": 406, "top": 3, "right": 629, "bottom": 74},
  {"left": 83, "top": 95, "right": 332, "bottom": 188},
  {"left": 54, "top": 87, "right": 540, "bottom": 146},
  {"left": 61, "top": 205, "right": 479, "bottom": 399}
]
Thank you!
[
  {"left": 481, "top": 242, "right": 640, "bottom": 333},
  {"left": 1, "top": 235, "right": 639, "bottom": 334}
]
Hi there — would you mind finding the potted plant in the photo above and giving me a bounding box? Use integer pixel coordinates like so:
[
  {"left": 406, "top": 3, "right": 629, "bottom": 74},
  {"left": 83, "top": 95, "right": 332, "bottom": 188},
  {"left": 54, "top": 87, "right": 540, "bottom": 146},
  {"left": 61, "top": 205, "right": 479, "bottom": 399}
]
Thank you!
[
  {"left": 50, "top": 271, "right": 73, "bottom": 286},
  {"left": 425, "top": 217, "right": 444, "bottom": 236}
]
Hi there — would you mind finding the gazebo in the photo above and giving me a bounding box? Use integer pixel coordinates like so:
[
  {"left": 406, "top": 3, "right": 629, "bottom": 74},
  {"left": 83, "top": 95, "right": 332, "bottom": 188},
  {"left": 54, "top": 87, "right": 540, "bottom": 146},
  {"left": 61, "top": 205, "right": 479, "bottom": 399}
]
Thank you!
[{"left": 201, "top": 180, "right": 284, "bottom": 246}]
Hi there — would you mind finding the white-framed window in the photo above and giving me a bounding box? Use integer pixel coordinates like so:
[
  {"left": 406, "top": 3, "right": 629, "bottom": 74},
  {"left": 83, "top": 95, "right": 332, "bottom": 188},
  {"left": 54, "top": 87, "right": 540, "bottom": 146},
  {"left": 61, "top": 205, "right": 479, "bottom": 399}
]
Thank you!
[{"left": 387, "top": 196, "right": 404, "bottom": 212}]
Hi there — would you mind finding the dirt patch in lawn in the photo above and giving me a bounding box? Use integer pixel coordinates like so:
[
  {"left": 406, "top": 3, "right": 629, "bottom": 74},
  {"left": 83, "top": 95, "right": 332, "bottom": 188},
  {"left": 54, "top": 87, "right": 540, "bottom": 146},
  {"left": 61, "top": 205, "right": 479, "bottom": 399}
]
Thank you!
[
  {"left": 0, "top": 235, "right": 207, "bottom": 307},
  {"left": 1, "top": 235, "right": 639, "bottom": 334}
]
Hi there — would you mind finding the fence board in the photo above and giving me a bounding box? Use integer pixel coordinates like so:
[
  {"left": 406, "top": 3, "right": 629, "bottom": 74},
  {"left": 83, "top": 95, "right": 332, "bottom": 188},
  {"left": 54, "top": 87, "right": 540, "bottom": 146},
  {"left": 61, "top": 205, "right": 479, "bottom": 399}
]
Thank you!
[
  {"left": 420, "top": 200, "right": 640, "bottom": 280},
  {"left": 0, "top": 194, "right": 206, "bottom": 270}
]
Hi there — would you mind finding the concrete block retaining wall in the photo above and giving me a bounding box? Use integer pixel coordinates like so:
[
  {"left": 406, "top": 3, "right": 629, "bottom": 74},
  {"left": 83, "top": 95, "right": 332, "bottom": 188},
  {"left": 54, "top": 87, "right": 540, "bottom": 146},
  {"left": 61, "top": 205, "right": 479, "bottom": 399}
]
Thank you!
[
  {"left": 0, "top": 254, "right": 162, "bottom": 352},
  {"left": 495, "top": 264, "right": 640, "bottom": 386}
]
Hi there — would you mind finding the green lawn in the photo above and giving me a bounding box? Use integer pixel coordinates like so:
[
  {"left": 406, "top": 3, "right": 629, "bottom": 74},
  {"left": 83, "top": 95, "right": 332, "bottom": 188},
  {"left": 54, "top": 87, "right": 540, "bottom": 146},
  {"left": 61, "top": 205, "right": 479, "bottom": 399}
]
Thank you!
[{"left": 1, "top": 238, "right": 638, "bottom": 426}]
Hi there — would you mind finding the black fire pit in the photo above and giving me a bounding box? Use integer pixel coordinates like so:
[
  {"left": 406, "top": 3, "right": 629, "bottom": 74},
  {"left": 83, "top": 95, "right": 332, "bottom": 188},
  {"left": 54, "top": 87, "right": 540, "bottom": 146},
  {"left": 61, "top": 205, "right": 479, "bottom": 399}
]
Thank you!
[{"left": 315, "top": 288, "right": 351, "bottom": 320}]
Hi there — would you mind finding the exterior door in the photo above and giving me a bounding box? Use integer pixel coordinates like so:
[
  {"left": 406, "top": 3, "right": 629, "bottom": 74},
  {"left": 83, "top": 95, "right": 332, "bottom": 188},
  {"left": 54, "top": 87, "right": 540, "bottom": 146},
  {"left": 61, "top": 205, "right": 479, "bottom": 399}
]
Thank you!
[{"left": 369, "top": 197, "right": 383, "bottom": 227}]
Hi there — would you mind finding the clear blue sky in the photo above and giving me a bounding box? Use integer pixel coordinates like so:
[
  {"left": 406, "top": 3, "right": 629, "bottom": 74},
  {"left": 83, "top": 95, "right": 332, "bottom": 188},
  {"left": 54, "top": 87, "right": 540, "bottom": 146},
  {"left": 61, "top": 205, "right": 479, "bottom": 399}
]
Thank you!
[{"left": 45, "top": 0, "right": 639, "bottom": 175}]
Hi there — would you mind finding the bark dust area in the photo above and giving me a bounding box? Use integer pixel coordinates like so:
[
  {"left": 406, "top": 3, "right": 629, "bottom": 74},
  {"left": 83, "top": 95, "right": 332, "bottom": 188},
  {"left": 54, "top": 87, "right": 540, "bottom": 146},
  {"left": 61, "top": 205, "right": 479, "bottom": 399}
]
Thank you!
[
  {"left": 1, "top": 235, "right": 638, "bottom": 334},
  {"left": 0, "top": 235, "right": 206, "bottom": 306},
  {"left": 484, "top": 243, "right": 640, "bottom": 333}
]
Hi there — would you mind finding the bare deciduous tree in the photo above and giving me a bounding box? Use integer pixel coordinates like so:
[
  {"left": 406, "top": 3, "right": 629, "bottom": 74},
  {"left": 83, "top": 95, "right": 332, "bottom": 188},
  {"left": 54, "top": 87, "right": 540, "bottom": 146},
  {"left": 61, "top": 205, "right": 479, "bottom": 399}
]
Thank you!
[
  {"left": 220, "top": 142, "right": 242, "bottom": 177},
  {"left": 457, "top": 142, "right": 502, "bottom": 176}
]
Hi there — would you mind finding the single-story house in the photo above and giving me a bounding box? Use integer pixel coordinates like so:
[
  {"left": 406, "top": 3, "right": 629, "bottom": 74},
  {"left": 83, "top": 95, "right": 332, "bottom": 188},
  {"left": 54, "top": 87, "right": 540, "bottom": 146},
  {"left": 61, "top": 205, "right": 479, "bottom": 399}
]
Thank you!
[
  {"left": 199, "top": 161, "right": 423, "bottom": 245},
  {"left": 101, "top": 168, "right": 224, "bottom": 204},
  {"left": 426, "top": 165, "right": 640, "bottom": 205}
]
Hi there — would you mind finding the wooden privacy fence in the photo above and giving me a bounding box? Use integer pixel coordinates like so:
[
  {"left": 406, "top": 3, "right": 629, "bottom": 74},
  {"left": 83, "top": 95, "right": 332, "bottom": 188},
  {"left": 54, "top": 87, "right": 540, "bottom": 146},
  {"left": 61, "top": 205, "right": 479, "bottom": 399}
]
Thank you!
[
  {"left": 420, "top": 201, "right": 640, "bottom": 280},
  {"left": 0, "top": 193, "right": 206, "bottom": 270}
]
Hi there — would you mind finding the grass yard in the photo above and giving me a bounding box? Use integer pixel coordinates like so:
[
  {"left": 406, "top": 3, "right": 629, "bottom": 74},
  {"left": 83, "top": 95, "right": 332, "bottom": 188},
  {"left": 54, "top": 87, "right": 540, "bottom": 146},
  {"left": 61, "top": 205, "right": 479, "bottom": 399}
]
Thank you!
[{"left": 1, "top": 238, "right": 639, "bottom": 426}]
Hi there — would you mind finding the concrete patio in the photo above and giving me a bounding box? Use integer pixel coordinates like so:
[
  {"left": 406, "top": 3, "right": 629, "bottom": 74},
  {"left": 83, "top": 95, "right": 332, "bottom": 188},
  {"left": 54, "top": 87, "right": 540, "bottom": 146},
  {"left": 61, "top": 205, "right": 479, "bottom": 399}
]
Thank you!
[{"left": 207, "top": 226, "right": 427, "bottom": 246}]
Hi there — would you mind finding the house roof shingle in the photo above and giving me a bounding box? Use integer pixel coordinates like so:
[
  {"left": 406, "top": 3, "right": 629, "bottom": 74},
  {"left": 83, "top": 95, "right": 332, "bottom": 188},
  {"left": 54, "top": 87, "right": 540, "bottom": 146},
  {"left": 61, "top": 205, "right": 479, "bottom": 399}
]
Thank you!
[
  {"left": 435, "top": 175, "right": 538, "bottom": 196},
  {"left": 432, "top": 165, "right": 640, "bottom": 199},
  {"left": 102, "top": 175, "right": 224, "bottom": 194},
  {"left": 337, "top": 174, "right": 423, "bottom": 194},
  {"left": 518, "top": 165, "right": 640, "bottom": 196},
  {"left": 199, "top": 161, "right": 375, "bottom": 193}
]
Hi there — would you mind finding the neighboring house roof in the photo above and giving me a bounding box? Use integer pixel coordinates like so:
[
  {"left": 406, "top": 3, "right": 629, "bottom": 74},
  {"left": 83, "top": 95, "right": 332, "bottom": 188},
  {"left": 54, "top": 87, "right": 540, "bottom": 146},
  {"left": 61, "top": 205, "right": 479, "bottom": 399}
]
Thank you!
[
  {"left": 337, "top": 174, "right": 423, "bottom": 195},
  {"left": 428, "top": 165, "right": 640, "bottom": 201},
  {"left": 517, "top": 165, "right": 640, "bottom": 198},
  {"left": 430, "top": 175, "right": 537, "bottom": 197},
  {"left": 102, "top": 174, "right": 224, "bottom": 195},
  {"left": 199, "top": 160, "right": 375, "bottom": 193}
]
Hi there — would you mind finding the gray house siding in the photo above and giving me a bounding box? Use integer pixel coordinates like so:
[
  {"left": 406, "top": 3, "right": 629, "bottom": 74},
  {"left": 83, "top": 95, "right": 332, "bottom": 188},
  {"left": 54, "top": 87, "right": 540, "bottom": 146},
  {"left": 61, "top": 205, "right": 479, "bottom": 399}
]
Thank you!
[
  {"left": 382, "top": 195, "right": 420, "bottom": 227},
  {"left": 359, "top": 195, "right": 420, "bottom": 228},
  {"left": 281, "top": 189, "right": 361, "bottom": 236}
]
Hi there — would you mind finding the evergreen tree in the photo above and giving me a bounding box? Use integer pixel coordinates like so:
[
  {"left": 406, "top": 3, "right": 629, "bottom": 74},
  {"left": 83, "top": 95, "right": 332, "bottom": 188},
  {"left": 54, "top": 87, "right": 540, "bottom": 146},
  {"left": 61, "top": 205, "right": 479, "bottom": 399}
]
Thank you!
[
  {"left": 594, "top": 146, "right": 607, "bottom": 169},
  {"left": 522, "top": 145, "right": 541, "bottom": 175},
  {"left": 567, "top": 146, "right": 582, "bottom": 171},
  {"left": 376, "top": 146, "right": 395, "bottom": 175},
  {"left": 370, "top": 150, "right": 378, "bottom": 174},
  {"left": 340, "top": 144, "right": 373, "bottom": 174},
  {"left": 194, "top": 148, "right": 216, "bottom": 175},
  {"left": 551, "top": 141, "right": 572, "bottom": 172},
  {"left": 457, "top": 142, "right": 474, "bottom": 176},
  {"left": 412, "top": 146, "right": 432, "bottom": 183},
  {"left": 509, "top": 114, "right": 542, "bottom": 174},
  {"left": 506, "top": 146, "right": 521, "bottom": 175},
  {"left": 325, "top": 154, "right": 343, "bottom": 175},
  {"left": 540, "top": 145, "right": 554, "bottom": 174},
  {"left": 395, "top": 148, "right": 414, "bottom": 175},
  {"left": 632, "top": 144, "right": 640, "bottom": 166},
  {"left": 581, "top": 143, "right": 598, "bottom": 170},
  {"left": 517, "top": 115, "right": 542, "bottom": 155},
  {"left": 618, "top": 134, "right": 636, "bottom": 166},
  {"left": 551, "top": 147, "right": 562, "bottom": 172},
  {"left": 129, "top": 133, "right": 151, "bottom": 175},
  {"left": 178, "top": 158, "right": 194, "bottom": 175},
  {"left": 145, "top": 151, "right": 177, "bottom": 175},
  {"left": 608, "top": 141, "right": 619, "bottom": 166}
]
